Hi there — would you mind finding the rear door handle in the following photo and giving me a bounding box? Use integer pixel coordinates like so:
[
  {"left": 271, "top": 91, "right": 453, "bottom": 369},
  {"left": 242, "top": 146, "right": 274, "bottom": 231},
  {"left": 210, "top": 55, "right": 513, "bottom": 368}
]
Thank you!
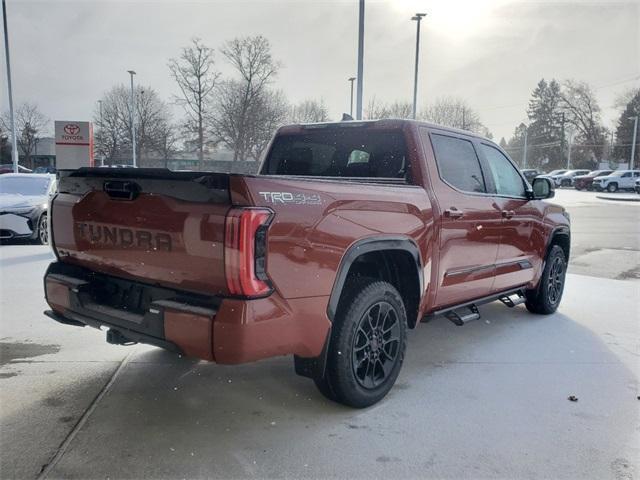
[
  {"left": 444, "top": 207, "right": 464, "bottom": 219},
  {"left": 501, "top": 210, "right": 515, "bottom": 219}
]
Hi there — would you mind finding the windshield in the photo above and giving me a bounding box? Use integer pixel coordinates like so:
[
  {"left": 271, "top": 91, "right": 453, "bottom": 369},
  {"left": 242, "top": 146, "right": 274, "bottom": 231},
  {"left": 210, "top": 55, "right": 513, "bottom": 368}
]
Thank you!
[
  {"left": 608, "top": 171, "right": 627, "bottom": 177},
  {"left": 0, "top": 176, "right": 51, "bottom": 195},
  {"left": 262, "top": 129, "right": 407, "bottom": 179}
]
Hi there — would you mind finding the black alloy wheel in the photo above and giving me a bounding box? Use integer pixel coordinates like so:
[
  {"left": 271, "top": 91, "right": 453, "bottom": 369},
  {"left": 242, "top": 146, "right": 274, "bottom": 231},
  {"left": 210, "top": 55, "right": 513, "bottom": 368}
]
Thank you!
[
  {"left": 525, "top": 244, "right": 567, "bottom": 314},
  {"left": 38, "top": 214, "right": 48, "bottom": 245},
  {"left": 546, "top": 255, "right": 565, "bottom": 305},
  {"left": 351, "top": 301, "right": 401, "bottom": 389}
]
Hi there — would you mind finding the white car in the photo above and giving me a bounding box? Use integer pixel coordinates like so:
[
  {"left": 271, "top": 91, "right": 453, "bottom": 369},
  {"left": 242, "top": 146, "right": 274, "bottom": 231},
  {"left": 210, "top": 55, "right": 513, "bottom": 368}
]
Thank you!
[
  {"left": 592, "top": 170, "right": 640, "bottom": 192},
  {"left": 554, "top": 169, "right": 590, "bottom": 187},
  {"left": 0, "top": 174, "right": 56, "bottom": 243},
  {"left": 537, "top": 169, "right": 568, "bottom": 186}
]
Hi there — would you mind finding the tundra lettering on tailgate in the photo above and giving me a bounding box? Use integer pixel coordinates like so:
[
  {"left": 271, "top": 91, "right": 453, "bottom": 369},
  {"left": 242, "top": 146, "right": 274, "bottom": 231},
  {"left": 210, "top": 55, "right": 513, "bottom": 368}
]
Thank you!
[{"left": 75, "top": 222, "right": 172, "bottom": 251}]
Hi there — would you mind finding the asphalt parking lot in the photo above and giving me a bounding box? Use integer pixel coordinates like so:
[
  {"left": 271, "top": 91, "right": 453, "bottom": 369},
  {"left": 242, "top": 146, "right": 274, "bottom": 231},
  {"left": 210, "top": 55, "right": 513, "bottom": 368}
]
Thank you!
[{"left": 1, "top": 189, "right": 639, "bottom": 479}]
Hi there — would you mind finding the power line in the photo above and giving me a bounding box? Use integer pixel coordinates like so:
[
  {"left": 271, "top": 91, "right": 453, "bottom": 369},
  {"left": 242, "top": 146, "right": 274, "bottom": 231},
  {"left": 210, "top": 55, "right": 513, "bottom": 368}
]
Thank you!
[{"left": 594, "top": 74, "right": 640, "bottom": 90}]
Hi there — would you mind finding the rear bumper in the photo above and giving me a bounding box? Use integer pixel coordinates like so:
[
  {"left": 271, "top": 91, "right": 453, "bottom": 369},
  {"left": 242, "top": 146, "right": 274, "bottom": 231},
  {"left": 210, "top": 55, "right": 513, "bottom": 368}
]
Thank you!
[{"left": 43, "top": 262, "right": 330, "bottom": 364}]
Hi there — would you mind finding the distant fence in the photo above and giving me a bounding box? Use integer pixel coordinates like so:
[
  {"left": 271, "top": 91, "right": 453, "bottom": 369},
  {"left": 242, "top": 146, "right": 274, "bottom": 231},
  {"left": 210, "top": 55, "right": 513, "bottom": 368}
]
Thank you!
[{"left": 140, "top": 158, "right": 261, "bottom": 174}]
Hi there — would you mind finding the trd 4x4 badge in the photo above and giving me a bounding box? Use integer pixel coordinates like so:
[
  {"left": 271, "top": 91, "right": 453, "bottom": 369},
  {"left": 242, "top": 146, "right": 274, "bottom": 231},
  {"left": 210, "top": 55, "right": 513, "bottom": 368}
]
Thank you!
[{"left": 258, "top": 191, "right": 321, "bottom": 205}]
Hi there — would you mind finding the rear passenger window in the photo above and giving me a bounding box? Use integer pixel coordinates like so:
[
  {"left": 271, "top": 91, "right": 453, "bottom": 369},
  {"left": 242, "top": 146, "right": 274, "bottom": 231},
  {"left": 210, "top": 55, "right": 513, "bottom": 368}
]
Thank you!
[
  {"left": 431, "top": 134, "right": 486, "bottom": 193},
  {"left": 480, "top": 144, "right": 526, "bottom": 197}
]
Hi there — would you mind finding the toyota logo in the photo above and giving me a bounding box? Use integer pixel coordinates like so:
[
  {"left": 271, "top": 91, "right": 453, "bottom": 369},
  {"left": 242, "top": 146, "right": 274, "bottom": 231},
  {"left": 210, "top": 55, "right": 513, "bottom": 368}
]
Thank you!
[{"left": 64, "top": 124, "right": 81, "bottom": 135}]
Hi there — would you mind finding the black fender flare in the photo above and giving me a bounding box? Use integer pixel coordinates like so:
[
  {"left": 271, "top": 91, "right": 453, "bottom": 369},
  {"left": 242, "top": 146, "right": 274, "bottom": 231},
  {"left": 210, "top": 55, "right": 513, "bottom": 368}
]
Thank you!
[
  {"left": 326, "top": 236, "right": 423, "bottom": 321},
  {"left": 531, "top": 225, "right": 570, "bottom": 294}
]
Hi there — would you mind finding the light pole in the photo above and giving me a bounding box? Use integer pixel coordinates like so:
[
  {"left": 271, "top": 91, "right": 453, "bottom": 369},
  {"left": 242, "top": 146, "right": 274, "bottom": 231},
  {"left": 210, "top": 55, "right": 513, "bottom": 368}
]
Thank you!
[
  {"left": 2, "top": 0, "right": 19, "bottom": 173},
  {"left": 522, "top": 124, "right": 528, "bottom": 169},
  {"left": 629, "top": 115, "right": 638, "bottom": 170},
  {"left": 348, "top": 77, "right": 356, "bottom": 117},
  {"left": 98, "top": 99, "right": 104, "bottom": 166},
  {"left": 411, "top": 13, "right": 426, "bottom": 119},
  {"left": 566, "top": 132, "right": 573, "bottom": 170},
  {"left": 127, "top": 70, "right": 137, "bottom": 167},
  {"left": 355, "top": 0, "right": 364, "bottom": 120}
]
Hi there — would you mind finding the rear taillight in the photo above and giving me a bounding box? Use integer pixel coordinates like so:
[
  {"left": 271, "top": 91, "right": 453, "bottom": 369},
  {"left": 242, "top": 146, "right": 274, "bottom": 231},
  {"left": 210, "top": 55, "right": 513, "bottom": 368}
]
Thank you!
[{"left": 224, "top": 207, "right": 273, "bottom": 297}]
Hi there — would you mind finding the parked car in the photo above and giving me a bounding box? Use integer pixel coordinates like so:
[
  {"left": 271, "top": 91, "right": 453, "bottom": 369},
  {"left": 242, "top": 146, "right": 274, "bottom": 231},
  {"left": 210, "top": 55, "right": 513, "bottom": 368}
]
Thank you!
[
  {"left": 592, "top": 170, "right": 640, "bottom": 192},
  {"left": 0, "top": 164, "right": 32, "bottom": 175},
  {"left": 635, "top": 178, "right": 640, "bottom": 194},
  {"left": 98, "top": 164, "right": 138, "bottom": 168},
  {"left": 573, "top": 170, "right": 614, "bottom": 190},
  {"left": 537, "top": 169, "right": 567, "bottom": 186},
  {"left": 43, "top": 119, "right": 569, "bottom": 408},
  {"left": 521, "top": 168, "right": 541, "bottom": 183},
  {"left": 554, "top": 169, "right": 590, "bottom": 187},
  {"left": 33, "top": 166, "right": 57, "bottom": 174},
  {"left": 0, "top": 173, "right": 56, "bottom": 244}
]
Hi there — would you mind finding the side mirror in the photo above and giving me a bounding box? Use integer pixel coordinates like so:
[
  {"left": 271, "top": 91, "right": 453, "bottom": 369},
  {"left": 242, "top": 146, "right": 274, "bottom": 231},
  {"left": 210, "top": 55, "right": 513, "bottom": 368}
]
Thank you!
[{"left": 530, "top": 177, "right": 555, "bottom": 199}]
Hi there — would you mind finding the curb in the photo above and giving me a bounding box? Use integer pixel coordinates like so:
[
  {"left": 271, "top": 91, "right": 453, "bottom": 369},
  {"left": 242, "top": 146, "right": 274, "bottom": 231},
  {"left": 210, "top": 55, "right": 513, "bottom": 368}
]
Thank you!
[{"left": 596, "top": 194, "right": 640, "bottom": 202}]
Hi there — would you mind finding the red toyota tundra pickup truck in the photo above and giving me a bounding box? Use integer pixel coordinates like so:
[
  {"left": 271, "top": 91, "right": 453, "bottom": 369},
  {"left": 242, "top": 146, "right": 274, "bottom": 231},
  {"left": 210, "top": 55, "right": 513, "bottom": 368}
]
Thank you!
[{"left": 44, "top": 119, "right": 570, "bottom": 407}]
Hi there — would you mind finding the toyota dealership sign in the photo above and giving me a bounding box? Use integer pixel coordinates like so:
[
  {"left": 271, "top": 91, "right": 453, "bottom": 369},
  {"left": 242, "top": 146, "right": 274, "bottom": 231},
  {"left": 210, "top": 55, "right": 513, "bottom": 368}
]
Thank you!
[{"left": 55, "top": 120, "right": 94, "bottom": 169}]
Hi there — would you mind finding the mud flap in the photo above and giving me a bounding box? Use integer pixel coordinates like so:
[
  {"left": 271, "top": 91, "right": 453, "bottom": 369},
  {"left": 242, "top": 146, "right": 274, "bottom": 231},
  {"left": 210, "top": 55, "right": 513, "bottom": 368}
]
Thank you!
[{"left": 293, "top": 327, "right": 331, "bottom": 379}]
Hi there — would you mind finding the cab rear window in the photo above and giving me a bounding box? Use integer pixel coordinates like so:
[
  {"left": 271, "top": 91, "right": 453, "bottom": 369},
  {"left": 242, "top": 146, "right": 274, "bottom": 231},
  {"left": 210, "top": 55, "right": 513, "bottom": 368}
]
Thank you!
[{"left": 262, "top": 129, "right": 407, "bottom": 179}]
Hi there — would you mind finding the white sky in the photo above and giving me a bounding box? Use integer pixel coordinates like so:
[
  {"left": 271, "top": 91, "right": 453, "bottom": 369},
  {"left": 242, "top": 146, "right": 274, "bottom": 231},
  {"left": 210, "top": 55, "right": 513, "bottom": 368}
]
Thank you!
[{"left": 1, "top": 0, "right": 639, "bottom": 142}]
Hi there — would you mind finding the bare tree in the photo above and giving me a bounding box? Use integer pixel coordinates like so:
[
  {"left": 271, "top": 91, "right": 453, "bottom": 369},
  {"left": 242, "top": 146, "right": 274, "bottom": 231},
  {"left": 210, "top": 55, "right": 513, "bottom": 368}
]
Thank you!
[
  {"left": 290, "top": 99, "right": 330, "bottom": 123},
  {"left": 154, "top": 119, "right": 180, "bottom": 167},
  {"left": 94, "top": 85, "right": 173, "bottom": 166},
  {"left": 212, "top": 35, "right": 281, "bottom": 160},
  {"left": 420, "top": 96, "right": 486, "bottom": 133},
  {"left": 559, "top": 80, "right": 606, "bottom": 161},
  {"left": 248, "top": 89, "right": 289, "bottom": 160},
  {"left": 2, "top": 103, "right": 49, "bottom": 168},
  {"left": 365, "top": 97, "right": 412, "bottom": 119},
  {"left": 613, "top": 87, "right": 640, "bottom": 112},
  {"left": 169, "top": 38, "right": 219, "bottom": 170}
]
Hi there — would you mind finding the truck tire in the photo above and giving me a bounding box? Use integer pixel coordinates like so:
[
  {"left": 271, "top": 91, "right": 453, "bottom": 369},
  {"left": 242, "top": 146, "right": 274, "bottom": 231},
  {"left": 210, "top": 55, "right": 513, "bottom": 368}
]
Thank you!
[
  {"left": 525, "top": 245, "right": 567, "bottom": 314},
  {"left": 315, "top": 279, "right": 407, "bottom": 408}
]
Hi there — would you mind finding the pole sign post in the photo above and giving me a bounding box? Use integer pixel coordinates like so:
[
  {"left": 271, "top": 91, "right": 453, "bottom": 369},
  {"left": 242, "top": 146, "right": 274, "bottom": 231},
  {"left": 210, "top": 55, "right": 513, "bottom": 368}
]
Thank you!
[{"left": 54, "top": 121, "right": 94, "bottom": 169}]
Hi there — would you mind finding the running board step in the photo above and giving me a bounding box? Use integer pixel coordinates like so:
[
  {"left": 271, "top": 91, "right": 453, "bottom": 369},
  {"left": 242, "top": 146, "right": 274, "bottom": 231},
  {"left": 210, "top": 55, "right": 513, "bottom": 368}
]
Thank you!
[
  {"left": 445, "top": 305, "right": 480, "bottom": 326},
  {"left": 499, "top": 291, "right": 526, "bottom": 308}
]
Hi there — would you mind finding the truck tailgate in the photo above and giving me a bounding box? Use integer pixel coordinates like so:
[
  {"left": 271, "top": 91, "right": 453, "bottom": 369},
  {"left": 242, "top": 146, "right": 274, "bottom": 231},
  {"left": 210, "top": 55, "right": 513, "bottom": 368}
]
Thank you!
[{"left": 51, "top": 168, "right": 231, "bottom": 296}]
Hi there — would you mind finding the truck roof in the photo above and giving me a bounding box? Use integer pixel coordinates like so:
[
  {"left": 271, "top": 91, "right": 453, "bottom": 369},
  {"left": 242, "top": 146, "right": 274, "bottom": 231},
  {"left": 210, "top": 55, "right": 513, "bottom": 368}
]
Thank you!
[{"left": 277, "top": 118, "right": 492, "bottom": 143}]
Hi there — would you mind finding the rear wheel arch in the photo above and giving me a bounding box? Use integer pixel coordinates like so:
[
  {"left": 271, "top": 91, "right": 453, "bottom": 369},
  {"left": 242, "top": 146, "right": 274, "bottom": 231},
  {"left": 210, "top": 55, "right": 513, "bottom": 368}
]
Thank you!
[
  {"left": 327, "top": 237, "right": 423, "bottom": 329},
  {"left": 548, "top": 227, "right": 570, "bottom": 262}
]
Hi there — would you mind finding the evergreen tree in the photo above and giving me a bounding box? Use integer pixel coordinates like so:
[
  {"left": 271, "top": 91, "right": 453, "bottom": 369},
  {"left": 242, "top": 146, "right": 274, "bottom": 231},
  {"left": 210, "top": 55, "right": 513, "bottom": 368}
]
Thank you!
[
  {"left": 526, "top": 79, "right": 564, "bottom": 170},
  {"left": 505, "top": 123, "right": 528, "bottom": 167},
  {"left": 614, "top": 89, "right": 640, "bottom": 165}
]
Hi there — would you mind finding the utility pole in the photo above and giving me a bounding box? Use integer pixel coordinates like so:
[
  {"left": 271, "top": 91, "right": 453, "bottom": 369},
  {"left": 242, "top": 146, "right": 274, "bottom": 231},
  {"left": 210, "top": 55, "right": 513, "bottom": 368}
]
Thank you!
[
  {"left": 2, "top": 0, "right": 19, "bottom": 173},
  {"left": 98, "top": 99, "right": 104, "bottom": 166},
  {"left": 411, "top": 13, "right": 426, "bottom": 120},
  {"left": 348, "top": 77, "right": 356, "bottom": 117},
  {"left": 558, "top": 111, "right": 566, "bottom": 167},
  {"left": 630, "top": 115, "right": 638, "bottom": 170},
  {"left": 127, "top": 70, "right": 137, "bottom": 167},
  {"left": 523, "top": 126, "right": 528, "bottom": 169},
  {"left": 355, "top": 0, "right": 364, "bottom": 120},
  {"left": 610, "top": 129, "right": 614, "bottom": 159}
]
